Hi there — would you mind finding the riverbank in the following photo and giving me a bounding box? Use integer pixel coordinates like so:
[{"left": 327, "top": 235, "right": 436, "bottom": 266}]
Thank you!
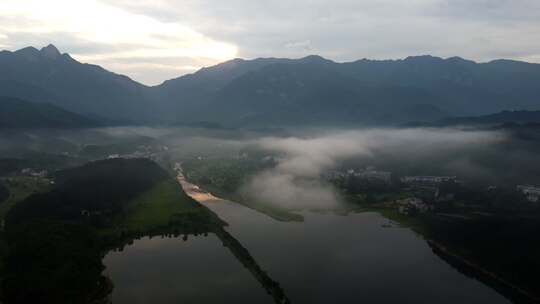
[
  {"left": 176, "top": 163, "right": 303, "bottom": 222},
  {"left": 354, "top": 203, "right": 540, "bottom": 304},
  {"left": 177, "top": 158, "right": 539, "bottom": 303},
  {"left": 429, "top": 240, "right": 539, "bottom": 304}
]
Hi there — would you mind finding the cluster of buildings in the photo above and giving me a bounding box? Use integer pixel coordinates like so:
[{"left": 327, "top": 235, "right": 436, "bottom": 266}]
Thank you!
[
  {"left": 396, "top": 197, "right": 433, "bottom": 215},
  {"left": 517, "top": 185, "right": 540, "bottom": 202},
  {"left": 20, "top": 168, "right": 48, "bottom": 178},
  {"left": 400, "top": 176, "right": 457, "bottom": 184},
  {"left": 324, "top": 167, "right": 392, "bottom": 184},
  {"left": 106, "top": 145, "right": 169, "bottom": 162},
  {"left": 350, "top": 168, "right": 392, "bottom": 184},
  {"left": 401, "top": 175, "right": 459, "bottom": 200},
  {"left": 326, "top": 166, "right": 540, "bottom": 211}
]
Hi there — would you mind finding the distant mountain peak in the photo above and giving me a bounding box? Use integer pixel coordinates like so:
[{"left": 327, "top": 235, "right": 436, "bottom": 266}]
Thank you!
[
  {"left": 445, "top": 56, "right": 465, "bottom": 61},
  {"left": 14, "top": 46, "right": 40, "bottom": 57},
  {"left": 11, "top": 44, "right": 64, "bottom": 61},
  {"left": 445, "top": 56, "right": 476, "bottom": 65},
  {"left": 299, "top": 55, "right": 333, "bottom": 64},
  {"left": 404, "top": 55, "right": 445, "bottom": 63},
  {"left": 40, "top": 44, "right": 61, "bottom": 59}
]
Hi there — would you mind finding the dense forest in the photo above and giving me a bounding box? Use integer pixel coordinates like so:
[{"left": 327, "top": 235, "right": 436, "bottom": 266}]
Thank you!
[{"left": 424, "top": 215, "right": 540, "bottom": 301}]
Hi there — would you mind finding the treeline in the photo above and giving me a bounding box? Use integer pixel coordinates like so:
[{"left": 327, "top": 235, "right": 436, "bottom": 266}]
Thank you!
[
  {"left": 425, "top": 215, "right": 540, "bottom": 301},
  {"left": 2, "top": 221, "right": 109, "bottom": 304}
]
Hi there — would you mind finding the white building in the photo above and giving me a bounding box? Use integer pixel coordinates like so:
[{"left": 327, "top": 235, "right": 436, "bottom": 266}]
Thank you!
[
  {"left": 401, "top": 176, "right": 456, "bottom": 184},
  {"left": 21, "top": 168, "right": 48, "bottom": 178},
  {"left": 353, "top": 170, "right": 392, "bottom": 183},
  {"left": 517, "top": 185, "right": 540, "bottom": 202},
  {"left": 396, "top": 197, "right": 432, "bottom": 214}
]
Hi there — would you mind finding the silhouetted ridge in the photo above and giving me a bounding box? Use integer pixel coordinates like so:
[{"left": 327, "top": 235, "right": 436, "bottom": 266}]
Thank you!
[
  {"left": 2, "top": 44, "right": 540, "bottom": 126},
  {"left": 40, "top": 44, "right": 61, "bottom": 59}
]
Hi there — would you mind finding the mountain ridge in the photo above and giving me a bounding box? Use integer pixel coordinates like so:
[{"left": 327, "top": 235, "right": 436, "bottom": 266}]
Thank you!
[
  {"left": 0, "top": 96, "right": 100, "bottom": 128},
  {"left": 2, "top": 44, "right": 540, "bottom": 127},
  {"left": 0, "top": 44, "right": 152, "bottom": 122}
]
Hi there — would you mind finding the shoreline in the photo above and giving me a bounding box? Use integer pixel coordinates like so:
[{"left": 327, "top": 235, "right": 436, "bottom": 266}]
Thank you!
[
  {"left": 175, "top": 162, "right": 538, "bottom": 303},
  {"left": 429, "top": 240, "right": 539, "bottom": 304},
  {"left": 174, "top": 163, "right": 304, "bottom": 222},
  {"left": 365, "top": 205, "right": 539, "bottom": 304}
]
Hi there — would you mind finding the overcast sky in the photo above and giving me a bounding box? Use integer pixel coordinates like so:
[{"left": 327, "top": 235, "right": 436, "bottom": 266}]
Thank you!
[{"left": 1, "top": 0, "right": 539, "bottom": 85}]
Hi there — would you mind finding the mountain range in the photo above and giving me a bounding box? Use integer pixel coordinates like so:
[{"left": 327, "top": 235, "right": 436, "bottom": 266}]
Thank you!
[
  {"left": 1, "top": 44, "right": 540, "bottom": 127},
  {"left": 405, "top": 110, "right": 540, "bottom": 127}
]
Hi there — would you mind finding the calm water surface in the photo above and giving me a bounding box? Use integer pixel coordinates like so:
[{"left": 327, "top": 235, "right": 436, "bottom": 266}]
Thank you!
[{"left": 104, "top": 185, "right": 510, "bottom": 304}]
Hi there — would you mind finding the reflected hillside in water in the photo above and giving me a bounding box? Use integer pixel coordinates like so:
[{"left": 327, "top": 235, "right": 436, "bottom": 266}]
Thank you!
[
  {"left": 106, "top": 226, "right": 289, "bottom": 304},
  {"left": 2, "top": 220, "right": 288, "bottom": 304}
]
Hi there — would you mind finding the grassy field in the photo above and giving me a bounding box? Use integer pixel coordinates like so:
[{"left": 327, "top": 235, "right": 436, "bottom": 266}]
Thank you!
[
  {"left": 122, "top": 180, "right": 201, "bottom": 229},
  {"left": 102, "top": 179, "right": 224, "bottom": 236},
  {"left": 0, "top": 177, "right": 50, "bottom": 273},
  {"left": 0, "top": 177, "right": 51, "bottom": 220}
]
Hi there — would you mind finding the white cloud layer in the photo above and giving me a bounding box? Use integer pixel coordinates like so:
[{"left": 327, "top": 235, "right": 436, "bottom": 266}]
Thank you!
[
  {"left": 1, "top": 0, "right": 539, "bottom": 84},
  {"left": 240, "top": 128, "right": 505, "bottom": 210}
]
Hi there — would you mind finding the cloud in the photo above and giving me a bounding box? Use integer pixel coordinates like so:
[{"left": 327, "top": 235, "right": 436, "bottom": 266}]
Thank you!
[
  {"left": 254, "top": 128, "right": 503, "bottom": 176},
  {"left": 430, "top": 0, "right": 540, "bottom": 22},
  {"left": 239, "top": 128, "right": 505, "bottom": 210},
  {"left": 241, "top": 171, "right": 340, "bottom": 210},
  {"left": 0, "top": 0, "right": 237, "bottom": 85},
  {"left": 256, "top": 133, "right": 372, "bottom": 177},
  {"left": 284, "top": 40, "right": 312, "bottom": 51},
  {"left": 103, "top": 0, "right": 540, "bottom": 62}
]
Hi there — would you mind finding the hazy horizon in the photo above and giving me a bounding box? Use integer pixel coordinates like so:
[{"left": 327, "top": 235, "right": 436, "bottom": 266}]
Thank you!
[{"left": 8, "top": 43, "right": 540, "bottom": 87}]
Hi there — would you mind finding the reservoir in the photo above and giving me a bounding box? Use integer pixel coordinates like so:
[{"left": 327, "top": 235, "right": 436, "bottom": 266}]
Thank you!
[{"left": 103, "top": 179, "right": 510, "bottom": 304}]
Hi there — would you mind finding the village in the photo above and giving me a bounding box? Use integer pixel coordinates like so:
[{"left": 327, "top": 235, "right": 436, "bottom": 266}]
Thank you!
[
  {"left": 323, "top": 167, "right": 540, "bottom": 217},
  {"left": 4, "top": 146, "right": 540, "bottom": 221}
]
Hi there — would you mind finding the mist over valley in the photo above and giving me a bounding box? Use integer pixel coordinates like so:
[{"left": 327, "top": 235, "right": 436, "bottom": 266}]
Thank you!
[{"left": 2, "top": 3, "right": 540, "bottom": 302}]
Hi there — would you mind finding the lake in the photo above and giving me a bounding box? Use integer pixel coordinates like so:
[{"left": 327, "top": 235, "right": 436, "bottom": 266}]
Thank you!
[{"left": 104, "top": 186, "right": 510, "bottom": 304}]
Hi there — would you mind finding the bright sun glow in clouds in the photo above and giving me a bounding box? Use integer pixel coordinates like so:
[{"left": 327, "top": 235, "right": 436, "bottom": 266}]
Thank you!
[{"left": 0, "top": 0, "right": 238, "bottom": 85}]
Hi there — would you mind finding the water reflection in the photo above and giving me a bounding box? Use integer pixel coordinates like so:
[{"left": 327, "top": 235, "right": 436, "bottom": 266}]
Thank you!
[
  {"left": 215, "top": 227, "right": 290, "bottom": 304},
  {"left": 104, "top": 231, "right": 287, "bottom": 304},
  {"left": 105, "top": 208, "right": 512, "bottom": 304},
  {"left": 151, "top": 169, "right": 511, "bottom": 304}
]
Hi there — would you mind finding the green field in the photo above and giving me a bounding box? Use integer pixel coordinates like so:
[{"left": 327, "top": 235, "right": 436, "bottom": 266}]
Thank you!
[
  {"left": 120, "top": 180, "right": 212, "bottom": 230},
  {"left": 0, "top": 177, "right": 51, "bottom": 220}
]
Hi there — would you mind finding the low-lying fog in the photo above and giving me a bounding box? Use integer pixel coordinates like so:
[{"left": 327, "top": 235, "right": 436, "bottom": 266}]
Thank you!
[
  {"left": 236, "top": 128, "right": 505, "bottom": 209},
  {"left": 3, "top": 126, "right": 539, "bottom": 210},
  {"left": 157, "top": 126, "right": 536, "bottom": 210}
]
